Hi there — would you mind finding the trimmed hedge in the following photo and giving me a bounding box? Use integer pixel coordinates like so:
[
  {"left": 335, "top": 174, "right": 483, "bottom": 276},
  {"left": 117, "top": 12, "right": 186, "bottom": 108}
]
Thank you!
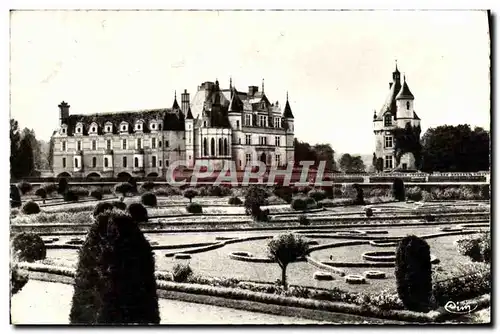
[
  {"left": 17, "top": 181, "right": 32, "bottom": 195},
  {"left": 10, "top": 185, "right": 22, "bottom": 208},
  {"left": 141, "top": 192, "right": 157, "bottom": 207},
  {"left": 93, "top": 202, "right": 115, "bottom": 218},
  {"left": 291, "top": 197, "right": 307, "bottom": 211},
  {"left": 69, "top": 209, "right": 160, "bottom": 324},
  {"left": 63, "top": 191, "right": 79, "bottom": 202},
  {"left": 395, "top": 235, "right": 432, "bottom": 312},
  {"left": 22, "top": 201, "right": 40, "bottom": 215},
  {"left": 392, "top": 178, "right": 405, "bottom": 202},
  {"left": 11, "top": 232, "right": 46, "bottom": 262},
  {"left": 228, "top": 196, "right": 243, "bottom": 205},
  {"left": 186, "top": 203, "right": 203, "bottom": 214},
  {"left": 114, "top": 182, "right": 134, "bottom": 197},
  {"left": 35, "top": 188, "right": 47, "bottom": 201},
  {"left": 172, "top": 264, "right": 193, "bottom": 283},
  {"left": 128, "top": 203, "right": 149, "bottom": 223},
  {"left": 89, "top": 189, "right": 103, "bottom": 200}
]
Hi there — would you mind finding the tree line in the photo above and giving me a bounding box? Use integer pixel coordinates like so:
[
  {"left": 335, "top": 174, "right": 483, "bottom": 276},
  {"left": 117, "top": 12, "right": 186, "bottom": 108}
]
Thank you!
[{"left": 10, "top": 118, "right": 53, "bottom": 180}]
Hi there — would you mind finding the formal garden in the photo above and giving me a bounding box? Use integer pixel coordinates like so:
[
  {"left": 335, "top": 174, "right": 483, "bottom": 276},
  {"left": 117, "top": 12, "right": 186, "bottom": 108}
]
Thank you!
[{"left": 9, "top": 177, "right": 491, "bottom": 324}]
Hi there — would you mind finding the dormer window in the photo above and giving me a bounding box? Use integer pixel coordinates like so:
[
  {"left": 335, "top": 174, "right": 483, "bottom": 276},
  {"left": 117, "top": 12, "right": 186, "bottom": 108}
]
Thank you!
[
  {"left": 150, "top": 121, "right": 158, "bottom": 131},
  {"left": 74, "top": 122, "right": 83, "bottom": 135},
  {"left": 89, "top": 122, "right": 98, "bottom": 135},
  {"left": 120, "top": 122, "right": 129, "bottom": 133},
  {"left": 135, "top": 121, "right": 144, "bottom": 132},
  {"left": 60, "top": 124, "right": 68, "bottom": 135},
  {"left": 104, "top": 122, "right": 113, "bottom": 133},
  {"left": 384, "top": 114, "right": 392, "bottom": 127}
]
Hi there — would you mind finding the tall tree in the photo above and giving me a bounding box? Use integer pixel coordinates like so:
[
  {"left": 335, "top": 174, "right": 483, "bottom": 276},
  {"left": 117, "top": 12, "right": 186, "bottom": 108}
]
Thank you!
[
  {"left": 10, "top": 119, "right": 21, "bottom": 179},
  {"left": 313, "top": 143, "right": 336, "bottom": 171},
  {"left": 47, "top": 133, "right": 55, "bottom": 171},
  {"left": 17, "top": 129, "right": 36, "bottom": 177},
  {"left": 338, "top": 153, "right": 366, "bottom": 173},
  {"left": 421, "top": 124, "right": 490, "bottom": 172}
]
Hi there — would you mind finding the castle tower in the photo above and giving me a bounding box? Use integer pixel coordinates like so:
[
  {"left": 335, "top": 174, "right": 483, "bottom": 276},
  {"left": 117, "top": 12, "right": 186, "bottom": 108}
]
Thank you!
[
  {"left": 283, "top": 92, "right": 295, "bottom": 166},
  {"left": 185, "top": 105, "right": 195, "bottom": 168},
  {"left": 373, "top": 64, "right": 421, "bottom": 172},
  {"left": 228, "top": 86, "right": 243, "bottom": 168}
]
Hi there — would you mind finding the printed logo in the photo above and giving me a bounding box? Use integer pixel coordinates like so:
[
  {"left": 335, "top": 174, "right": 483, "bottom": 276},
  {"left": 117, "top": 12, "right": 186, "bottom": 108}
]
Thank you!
[{"left": 444, "top": 301, "right": 478, "bottom": 314}]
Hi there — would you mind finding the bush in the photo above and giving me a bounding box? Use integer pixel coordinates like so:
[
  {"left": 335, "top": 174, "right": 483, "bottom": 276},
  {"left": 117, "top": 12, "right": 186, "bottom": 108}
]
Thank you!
[
  {"left": 63, "top": 190, "right": 79, "bottom": 202},
  {"left": 307, "top": 189, "right": 327, "bottom": 202},
  {"left": 186, "top": 202, "right": 203, "bottom": 214},
  {"left": 392, "top": 178, "right": 405, "bottom": 202},
  {"left": 128, "top": 203, "right": 149, "bottom": 223},
  {"left": 21, "top": 201, "right": 40, "bottom": 215},
  {"left": 71, "top": 186, "right": 90, "bottom": 198},
  {"left": 172, "top": 264, "right": 193, "bottom": 283},
  {"left": 17, "top": 181, "right": 32, "bottom": 195},
  {"left": 298, "top": 215, "right": 310, "bottom": 226},
  {"left": 291, "top": 197, "right": 307, "bottom": 211},
  {"left": 43, "top": 183, "right": 58, "bottom": 195},
  {"left": 35, "top": 188, "right": 47, "bottom": 202},
  {"left": 305, "top": 196, "right": 317, "bottom": 209},
  {"left": 11, "top": 232, "right": 46, "bottom": 262},
  {"left": 11, "top": 264, "right": 29, "bottom": 295},
  {"left": 228, "top": 196, "right": 243, "bottom": 205},
  {"left": 114, "top": 182, "right": 134, "bottom": 197},
  {"left": 128, "top": 176, "right": 138, "bottom": 193},
  {"left": 268, "top": 233, "right": 309, "bottom": 289},
  {"left": 395, "top": 235, "right": 432, "bottom": 312},
  {"left": 93, "top": 202, "right": 115, "bottom": 218},
  {"left": 140, "top": 181, "right": 156, "bottom": 192},
  {"left": 256, "top": 208, "right": 270, "bottom": 222},
  {"left": 455, "top": 232, "right": 490, "bottom": 263},
  {"left": 207, "top": 185, "right": 232, "bottom": 197},
  {"left": 141, "top": 192, "right": 157, "bottom": 207},
  {"left": 183, "top": 188, "right": 198, "bottom": 203},
  {"left": 365, "top": 208, "right": 373, "bottom": 217},
  {"left": 406, "top": 187, "right": 423, "bottom": 201},
  {"left": 58, "top": 178, "right": 68, "bottom": 194},
  {"left": 244, "top": 186, "right": 269, "bottom": 218},
  {"left": 89, "top": 189, "right": 103, "bottom": 200},
  {"left": 10, "top": 185, "right": 22, "bottom": 208},
  {"left": 273, "top": 186, "right": 293, "bottom": 204},
  {"left": 69, "top": 210, "right": 160, "bottom": 324},
  {"left": 112, "top": 201, "right": 127, "bottom": 211}
]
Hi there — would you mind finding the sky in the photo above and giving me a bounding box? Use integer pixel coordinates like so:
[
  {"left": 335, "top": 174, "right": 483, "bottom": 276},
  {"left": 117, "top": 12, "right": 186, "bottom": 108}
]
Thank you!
[{"left": 9, "top": 10, "right": 490, "bottom": 154}]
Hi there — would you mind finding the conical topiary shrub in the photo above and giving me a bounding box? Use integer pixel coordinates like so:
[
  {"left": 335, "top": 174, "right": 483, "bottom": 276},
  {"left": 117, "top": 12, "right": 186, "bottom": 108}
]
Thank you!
[
  {"left": 69, "top": 209, "right": 160, "bottom": 324},
  {"left": 395, "top": 235, "right": 432, "bottom": 312}
]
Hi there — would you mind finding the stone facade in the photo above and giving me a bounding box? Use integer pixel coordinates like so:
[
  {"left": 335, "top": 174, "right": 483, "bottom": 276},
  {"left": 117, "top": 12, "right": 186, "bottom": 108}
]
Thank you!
[
  {"left": 373, "top": 64, "right": 422, "bottom": 171},
  {"left": 51, "top": 79, "right": 295, "bottom": 178}
]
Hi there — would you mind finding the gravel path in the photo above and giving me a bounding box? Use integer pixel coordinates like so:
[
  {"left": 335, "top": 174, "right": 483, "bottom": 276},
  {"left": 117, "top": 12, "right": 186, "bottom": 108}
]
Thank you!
[{"left": 10, "top": 280, "right": 330, "bottom": 325}]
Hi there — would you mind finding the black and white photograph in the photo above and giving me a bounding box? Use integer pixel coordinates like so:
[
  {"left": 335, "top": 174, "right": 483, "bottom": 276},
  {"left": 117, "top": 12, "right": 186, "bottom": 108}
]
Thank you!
[{"left": 7, "top": 8, "right": 492, "bottom": 325}]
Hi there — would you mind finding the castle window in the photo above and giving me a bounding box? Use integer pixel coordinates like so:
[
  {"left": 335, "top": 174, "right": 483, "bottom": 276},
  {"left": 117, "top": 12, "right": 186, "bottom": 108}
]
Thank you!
[
  {"left": 236, "top": 120, "right": 240, "bottom": 129},
  {"left": 239, "top": 138, "right": 241, "bottom": 144},
  {"left": 92, "top": 157, "right": 97, "bottom": 168},
  {"left": 245, "top": 135, "right": 251, "bottom": 145},
  {"left": 152, "top": 156, "right": 157, "bottom": 168},
  {"left": 92, "top": 140, "right": 97, "bottom": 150},
  {"left": 384, "top": 115, "right": 392, "bottom": 127},
  {"left": 74, "top": 158, "right": 79, "bottom": 168},
  {"left": 135, "top": 122, "right": 143, "bottom": 131},
  {"left": 406, "top": 101, "right": 410, "bottom": 110},
  {"left": 136, "top": 138, "right": 142, "bottom": 149},
  {"left": 165, "top": 140, "right": 169, "bottom": 147},
  {"left": 211, "top": 138, "right": 215, "bottom": 156},
  {"left": 159, "top": 159, "right": 162, "bottom": 167},
  {"left": 159, "top": 140, "right": 162, "bottom": 148},
  {"left": 134, "top": 157, "right": 139, "bottom": 168},
  {"left": 165, "top": 160, "right": 169, "bottom": 167},
  {"left": 62, "top": 128, "right": 66, "bottom": 134},
  {"left": 158, "top": 124, "right": 162, "bottom": 131},
  {"left": 122, "top": 125, "right": 126, "bottom": 131},
  {"left": 151, "top": 138, "right": 156, "bottom": 149},
  {"left": 106, "top": 139, "right": 111, "bottom": 150},
  {"left": 151, "top": 123, "right": 156, "bottom": 130},
  {"left": 122, "top": 139, "right": 127, "bottom": 150},
  {"left": 245, "top": 154, "right": 252, "bottom": 164},
  {"left": 92, "top": 127, "right": 96, "bottom": 132},
  {"left": 245, "top": 114, "right": 252, "bottom": 126},
  {"left": 106, "top": 126, "right": 111, "bottom": 132},
  {"left": 275, "top": 154, "right": 281, "bottom": 166},
  {"left": 76, "top": 128, "right": 80, "bottom": 133},
  {"left": 384, "top": 155, "right": 393, "bottom": 169},
  {"left": 123, "top": 156, "right": 127, "bottom": 167},
  {"left": 218, "top": 138, "right": 223, "bottom": 155},
  {"left": 77, "top": 141, "right": 81, "bottom": 151},
  {"left": 62, "top": 141, "right": 66, "bottom": 151},
  {"left": 275, "top": 136, "right": 281, "bottom": 147},
  {"left": 104, "top": 157, "right": 109, "bottom": 168},
  {"left": 384, "top": 136, "right": 393, "bottom": 148},
  {"left": 274, "top": 118, "right": 281, "bottom": 128},
  {"left": 224, "top": 138, "right": 228, "bottom": 156},
  {"left": 203, "top": 138, "right": 207, "bottom": 156},
  {"left": 62, "top": 157, "right": 66, "bottom": 168}
]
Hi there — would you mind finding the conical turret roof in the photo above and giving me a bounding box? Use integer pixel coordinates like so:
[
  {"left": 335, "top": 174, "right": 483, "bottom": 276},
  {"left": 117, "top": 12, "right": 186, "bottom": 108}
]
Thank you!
[{"left": 396, "top": 77, "right": 414, "bottom": 100}]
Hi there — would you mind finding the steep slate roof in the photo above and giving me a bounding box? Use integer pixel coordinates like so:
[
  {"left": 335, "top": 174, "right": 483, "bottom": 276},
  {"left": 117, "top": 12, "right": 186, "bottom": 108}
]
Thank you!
[
  {"left": 283, "top": 94, "right": 294, "bottom": 119},
  {"left": 396, "top": 78, "right": 415, "bottom": 100},
  {"left": 228, "top": 89, "right": 244, "bottom": 113},
  {"left": 63, "top": 108, "right": 185, "bottom": 135},
  {"left": 186, "top": 106, "right": 194, "bottom": 119}
]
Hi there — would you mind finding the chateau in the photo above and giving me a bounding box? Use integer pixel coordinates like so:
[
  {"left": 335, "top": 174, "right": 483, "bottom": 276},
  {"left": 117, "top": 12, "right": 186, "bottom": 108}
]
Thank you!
[
  {"left": 51, "top": 79, "right": 295, "bottom": 179},
  {"left": 373, "top": 64, "right": 422, "bottom": 171}
]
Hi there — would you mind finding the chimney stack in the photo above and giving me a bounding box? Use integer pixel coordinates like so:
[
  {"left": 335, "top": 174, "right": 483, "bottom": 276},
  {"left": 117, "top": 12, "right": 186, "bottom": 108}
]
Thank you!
[
  {"left": 248, "top": 86, "right": 259, "bottom": 96},
  {"left": 181, "top": 89, "right": 190, "bottom": 114},
  {"left": 58, "top": 101, "right": 70, "bottom": 125}
]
